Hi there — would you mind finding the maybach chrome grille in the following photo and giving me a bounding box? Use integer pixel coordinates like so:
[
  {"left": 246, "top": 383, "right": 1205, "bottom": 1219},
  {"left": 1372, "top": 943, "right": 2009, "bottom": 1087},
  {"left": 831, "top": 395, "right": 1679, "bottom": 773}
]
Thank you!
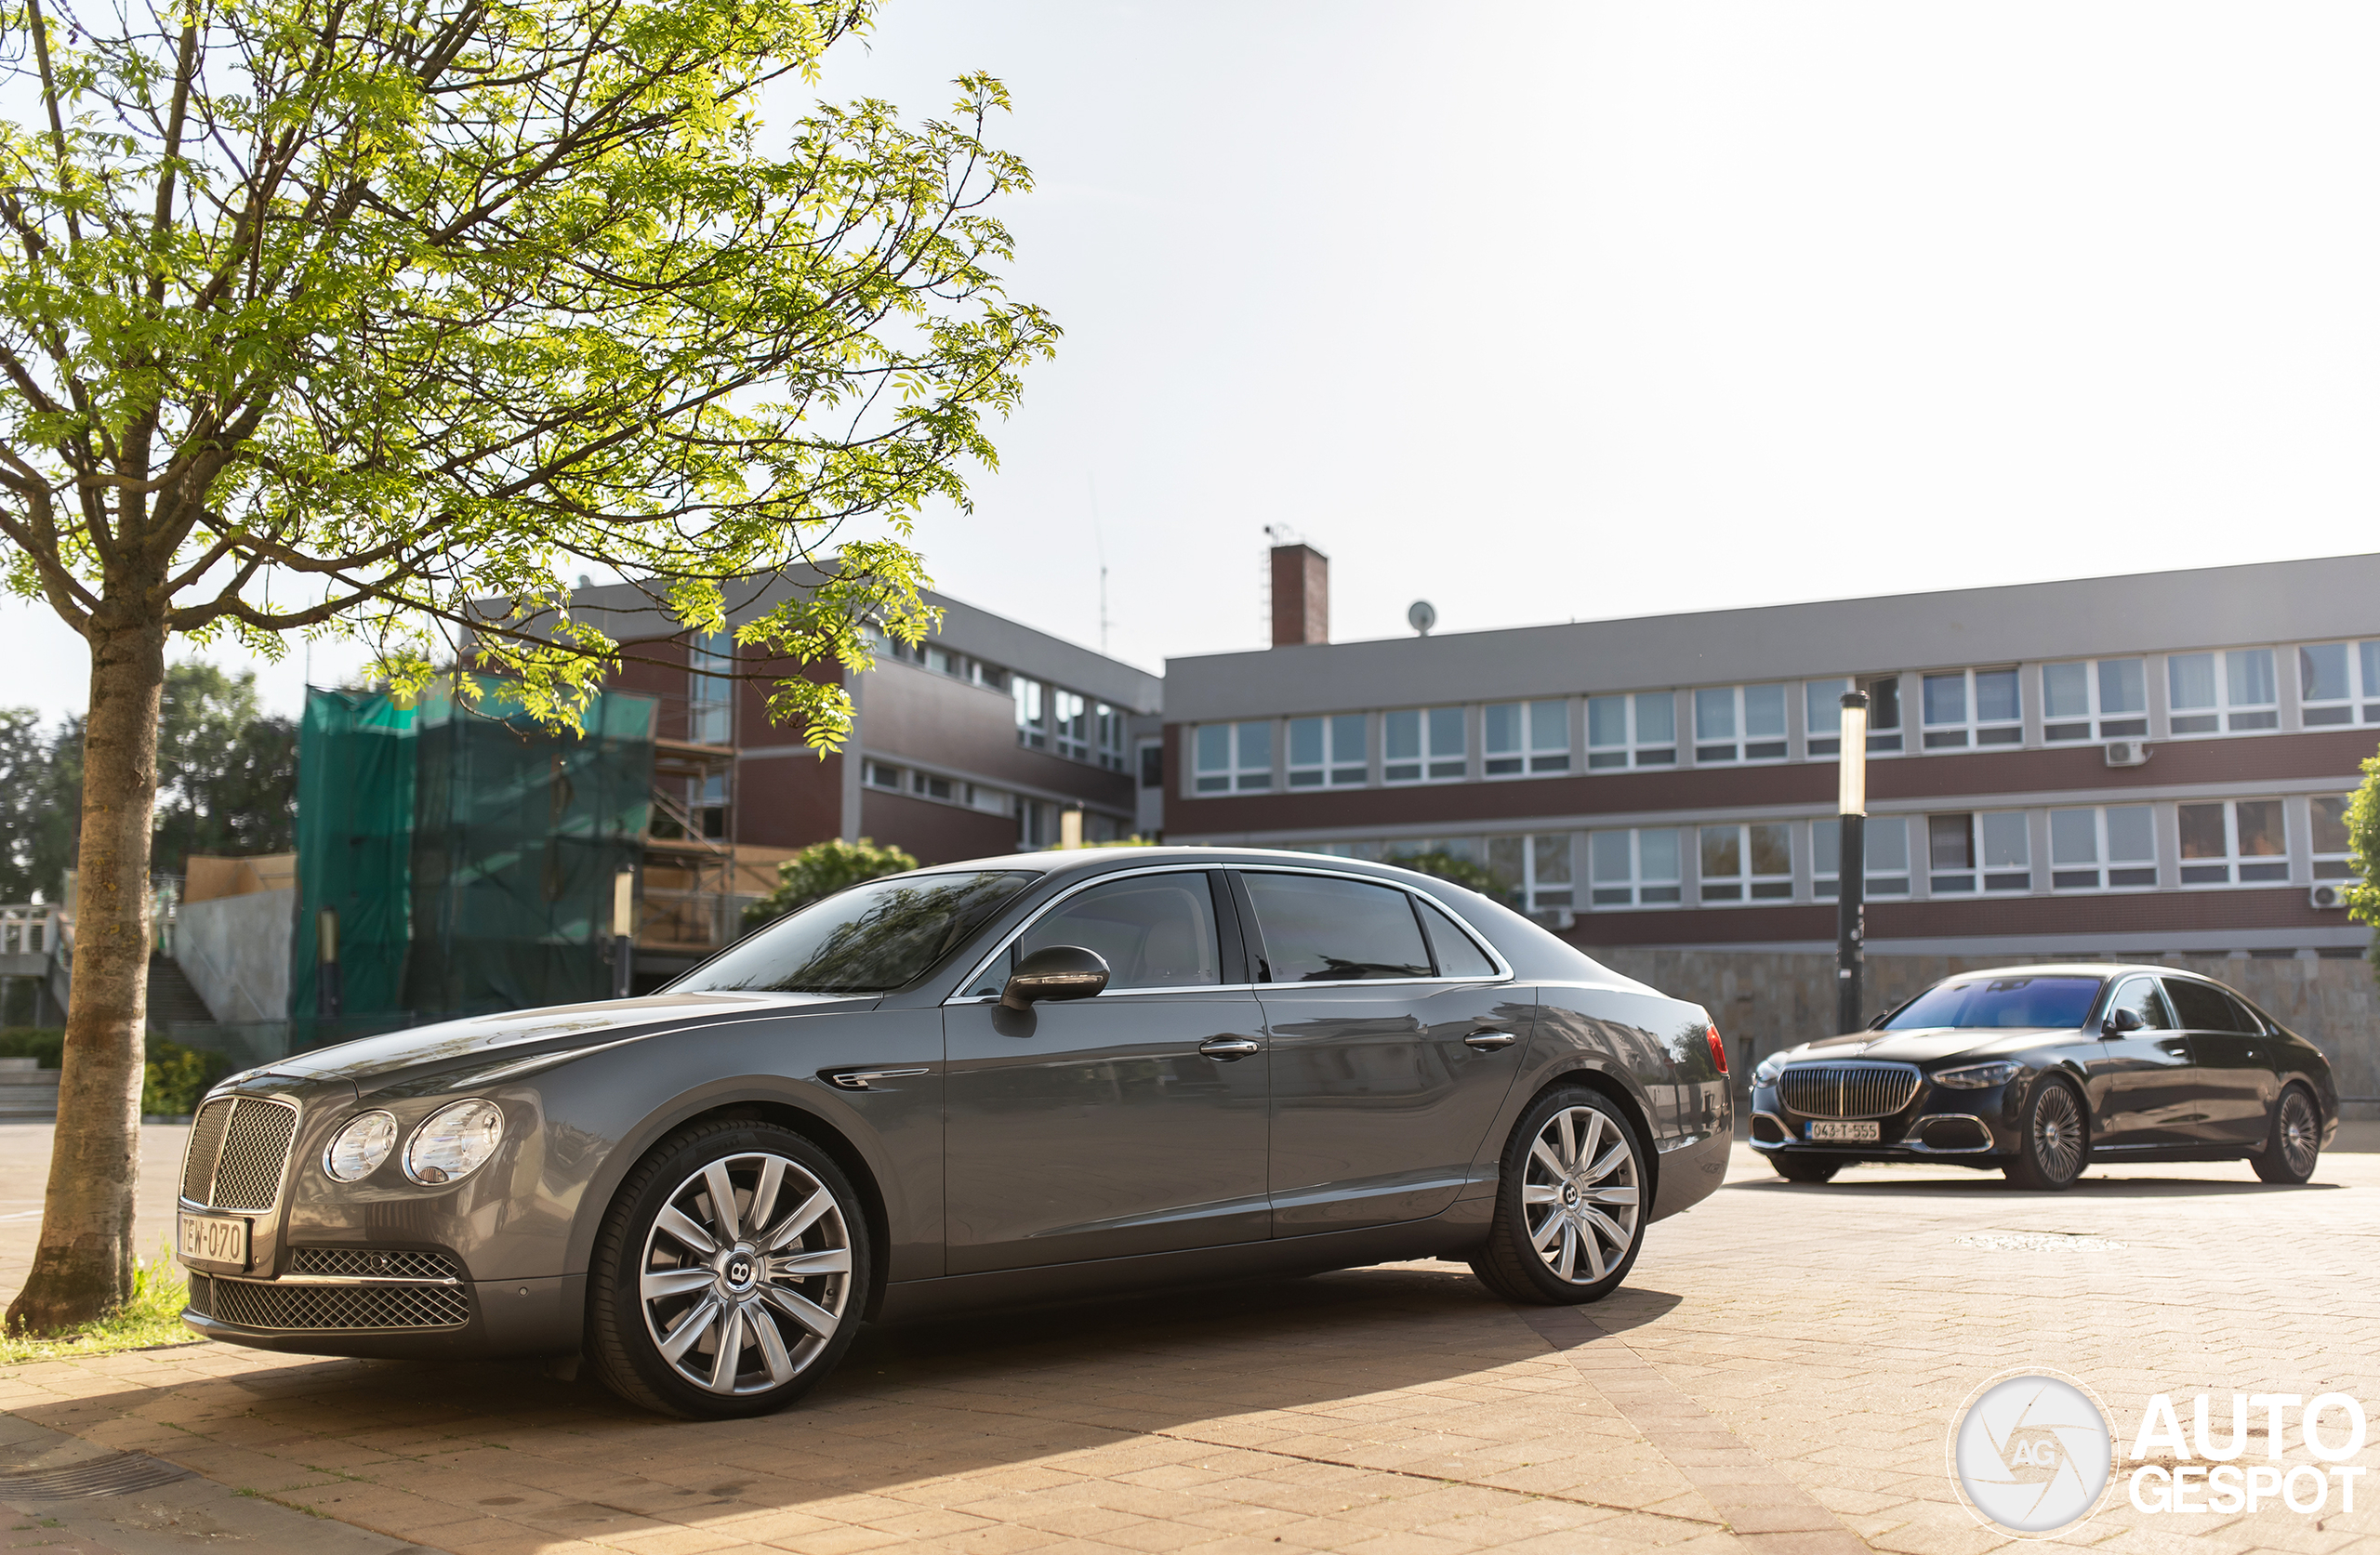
[{"left": 1778, "top": 1063, "right": 1922, "bottom": 1120}]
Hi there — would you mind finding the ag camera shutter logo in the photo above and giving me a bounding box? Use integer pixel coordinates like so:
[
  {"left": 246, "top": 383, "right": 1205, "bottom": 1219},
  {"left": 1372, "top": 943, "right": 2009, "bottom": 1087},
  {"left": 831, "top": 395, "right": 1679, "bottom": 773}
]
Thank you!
[{"left": 1949, "top": 1370, "right": 2114, "bottom": 1536}]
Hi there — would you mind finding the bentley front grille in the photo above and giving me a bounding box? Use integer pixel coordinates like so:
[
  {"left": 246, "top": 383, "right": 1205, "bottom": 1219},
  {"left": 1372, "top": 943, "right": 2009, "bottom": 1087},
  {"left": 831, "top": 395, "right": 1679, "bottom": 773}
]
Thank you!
[
  {"left": 188, "top": 1273, "right": 469, "bottom": 1332},
  {"left": 179, "top": 1097, "right": 298, "bottom": 1211},
  {"left": 1778, "top": 1062, "right": 1922, "bottom": 1120},
  {"left": 287, "top": 1247, "right": 462, "bottom": 1282}
]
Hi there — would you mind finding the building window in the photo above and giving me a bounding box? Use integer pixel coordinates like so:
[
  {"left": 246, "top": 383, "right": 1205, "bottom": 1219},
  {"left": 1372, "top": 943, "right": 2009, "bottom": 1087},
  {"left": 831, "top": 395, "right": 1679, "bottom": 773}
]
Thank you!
[
  {"left": 689, "top": 632, "right": 734, "bottom": 745},
  {"left": 1920, "top": 668, "right": 2021, "bottom": 750},
  {"left": 1699, "top": 824, "right": 1792, "bottom": 903},
  {"left": 1587, "top": 828, "right": 1681, "bottom": 908},
  {"left": 1051, "top": 689, "right": 1090, "bottom": 761},
  {"left": 1928, "top": 811, "right": 2030, "bottom": 893},
  {"left": 1692, "top": 686, "right": 1788, "bottom": 765},
  {"left": 2042, "top": 659, "right": 2148, "bottom": 743},
  {"left": 1585, "top": 692, "right": 1676, "bottom": 770},
  {"left": 2047, "top": 806, "right": 2157, "bottom": 890},
  {"left": 1488, "top": 833, "right": 1576, "bottom": 912},
  {"left": 2168, "top": 650, "right": 2278, "bottom": 734},
  {"left": 2178, "top": 798, "right": 2287, "bottom": 884},
  {"left": 1192, "top": 721, "right": 1273, "bottom": 793},
  {"left": 1484, "top": 701, "right": 1570, "bottom": 776},
  {"left": 911, "top": 771, "right": 955, "bottom": 801},
  {"left": 1137, "top": 739, "right": 1163, "bottom": 790},
  {"left": 866, "top": 760, "right": 903, "bottom": 790},
  {"left": 1095, "top": 705, "right": 1128, "bottom": 771},
  {"left": 1384, "top": 706, "right": 1464, "bottom": 784},
  {"left": 2312, "top": 796, "right": 2353, "bottom": 879},
  {"left": 1013, "top": 679, "right": 1046, "bottom": 749},
  {"left": 1812, "top": 816, "right": 1911, "bottom": 898},
  {"left": 2299, "top": 642, "right": 2380, "bottom": 727},
  {"left": 1287, "top": 714, "right": 1367, "bottom": 787},
  {"left": 1805, "top": 678, "right": 1905, "bottom": 757}
]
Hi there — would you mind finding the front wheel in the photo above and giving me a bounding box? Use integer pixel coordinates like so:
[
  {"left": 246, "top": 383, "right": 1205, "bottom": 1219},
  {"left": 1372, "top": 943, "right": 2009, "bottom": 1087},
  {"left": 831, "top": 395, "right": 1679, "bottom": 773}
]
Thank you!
[
  {"left": 2251, "top": 1087, "right": 2320, "bottom": 1184},
  {"left": 2002, "top": 1077, "right": 2087, "bottom": 1192},
  {"left": 588, "top": 1121, "right": 870, "bottom": 1418},
  {"left": 1470, "top": 1087, "right": 1648, "bottom": 1304}
]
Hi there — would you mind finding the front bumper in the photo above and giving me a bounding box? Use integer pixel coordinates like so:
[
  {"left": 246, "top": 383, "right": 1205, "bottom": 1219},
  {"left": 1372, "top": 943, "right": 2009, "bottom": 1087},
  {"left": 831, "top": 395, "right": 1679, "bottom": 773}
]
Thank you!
[
  {"left": 1748, "top": 1079, "right": 2020, "bottom": 1159},
  {"left": 182, "top": 1271, "right": 583, "bottom": 1361}
]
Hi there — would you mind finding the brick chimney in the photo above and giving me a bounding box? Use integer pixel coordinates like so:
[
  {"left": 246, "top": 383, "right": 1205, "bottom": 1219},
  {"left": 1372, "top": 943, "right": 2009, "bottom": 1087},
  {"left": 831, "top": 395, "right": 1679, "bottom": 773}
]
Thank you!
[{"left": 1269, "top": 543, "right": 1329, "bottom": 647}]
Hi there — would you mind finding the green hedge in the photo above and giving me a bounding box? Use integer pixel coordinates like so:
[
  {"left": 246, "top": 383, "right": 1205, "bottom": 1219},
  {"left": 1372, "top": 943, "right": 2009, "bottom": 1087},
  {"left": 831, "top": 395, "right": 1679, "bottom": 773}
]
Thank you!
[{"left": 0, "top": 1027, "right": 230, "bottom": 1116}]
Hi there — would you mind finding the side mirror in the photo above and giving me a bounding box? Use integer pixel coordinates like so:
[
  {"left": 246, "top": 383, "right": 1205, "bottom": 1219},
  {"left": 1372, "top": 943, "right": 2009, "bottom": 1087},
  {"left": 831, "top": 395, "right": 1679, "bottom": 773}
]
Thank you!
[
  {"left": 1001, "top": 945, "right": 1109, "bottom": 1011},
  {"left": 2101, "top": 1007, "right": 2143, "bottom": 1038}
]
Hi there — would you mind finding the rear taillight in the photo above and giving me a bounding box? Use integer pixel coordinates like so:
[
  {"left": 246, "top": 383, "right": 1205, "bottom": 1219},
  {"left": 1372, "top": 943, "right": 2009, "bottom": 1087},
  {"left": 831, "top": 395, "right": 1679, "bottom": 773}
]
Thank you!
[{"left": 1706, "top": 1024, "right": 1728, "bottom": 1074}]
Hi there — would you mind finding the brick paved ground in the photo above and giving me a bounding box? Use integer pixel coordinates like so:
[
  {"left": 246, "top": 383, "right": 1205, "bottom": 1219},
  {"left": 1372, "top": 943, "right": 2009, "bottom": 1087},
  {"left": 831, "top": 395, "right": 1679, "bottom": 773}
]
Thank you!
[{"left": 5, "top": 1143, "right": 2378, "bottom": 1555}]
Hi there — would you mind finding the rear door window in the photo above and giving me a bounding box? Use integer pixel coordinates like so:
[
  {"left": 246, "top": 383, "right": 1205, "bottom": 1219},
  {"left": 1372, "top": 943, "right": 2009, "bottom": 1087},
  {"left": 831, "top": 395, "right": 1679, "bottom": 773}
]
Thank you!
[
  {"left": 1239, "top": 873, "right": 1432, "bottom": 983},
  {"left": 2162, "top": 978, "right": 2251, "bottom": 1032}
]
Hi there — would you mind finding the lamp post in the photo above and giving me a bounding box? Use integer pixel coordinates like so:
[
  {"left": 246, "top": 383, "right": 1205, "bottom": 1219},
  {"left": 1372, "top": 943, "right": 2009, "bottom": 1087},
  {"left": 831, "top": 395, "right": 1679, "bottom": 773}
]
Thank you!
[
  {"left": 315, "top": 906, "right": 342, "bottom": 1021},
  {"left": 611, "top": 868, "right": 637, "bottom": 1000},
  {"left": 1836, "top": 691, "right": 1869, "bottom": 1034}
]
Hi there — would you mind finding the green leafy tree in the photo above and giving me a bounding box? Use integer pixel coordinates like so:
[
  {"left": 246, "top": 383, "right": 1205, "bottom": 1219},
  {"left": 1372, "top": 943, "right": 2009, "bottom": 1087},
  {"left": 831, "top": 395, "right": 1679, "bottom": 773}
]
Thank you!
[
  {"left": 2343, "top": 751, "right": 2380, "bottom": 975},
  {"left": 150, "top": 665, "right": 296, "bottom": 875},
  {"left": 0, "top": 707, "right": 46, "bottom": 901},
  {"left": 744, "top": 837, "right": 919, "bottom": 931},
  {"left": 0, "top": 0, "right": 1053, "bottom": 1333}
]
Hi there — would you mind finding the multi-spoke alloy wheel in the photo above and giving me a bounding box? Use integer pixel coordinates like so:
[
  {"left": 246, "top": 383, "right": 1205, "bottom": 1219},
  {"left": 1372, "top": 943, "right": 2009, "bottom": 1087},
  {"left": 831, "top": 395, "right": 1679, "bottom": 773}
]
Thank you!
[
  {"left": 2003, "top": 1077, "right": 2086, "bottom": 1192},
  {"left": 589, "top": 1124, "right": 870, "bottom": 1417},
  {"left": 2253, "top": 1087, "right": 2321, "bottom": 1185},
  {"left": 1472, "top": 1087, "right": 1648, "bottom": 1304}
]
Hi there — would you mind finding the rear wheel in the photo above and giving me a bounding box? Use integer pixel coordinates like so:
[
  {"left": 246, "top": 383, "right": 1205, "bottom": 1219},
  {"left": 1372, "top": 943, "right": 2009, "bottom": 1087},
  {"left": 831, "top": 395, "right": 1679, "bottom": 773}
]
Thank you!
[
  {"left": 2251, "top": 1087, "right": 2320, "bottom": 1184},
  {"left": 2002, "top": 1077, "right": 2086, "bottom": 1192},
  {"left": 1769, "top": 1153, "right": 1844, "bottom": 1184},
  {"left": 588, "top": 1122, "right": 869, "bottom": 1418},
  {"left": 1471, "top": 1087, "right": 1647, "bottom": 1304}
]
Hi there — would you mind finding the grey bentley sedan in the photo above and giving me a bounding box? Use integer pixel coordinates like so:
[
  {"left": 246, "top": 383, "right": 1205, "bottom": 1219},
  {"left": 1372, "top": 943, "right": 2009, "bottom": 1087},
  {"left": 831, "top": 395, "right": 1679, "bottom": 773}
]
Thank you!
[{"left": 175, "top": 848, "right": 1732, "bottom": 1417}]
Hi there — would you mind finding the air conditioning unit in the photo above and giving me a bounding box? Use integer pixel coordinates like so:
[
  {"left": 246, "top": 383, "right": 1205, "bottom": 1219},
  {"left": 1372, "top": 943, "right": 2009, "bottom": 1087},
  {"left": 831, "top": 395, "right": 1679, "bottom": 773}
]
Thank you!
[
  {"left": 2311, "top": 883, "right": 2347, "bottom": 911},
  {"left": 2105, "top": 740, "right": 2149, "bottom": 768}
]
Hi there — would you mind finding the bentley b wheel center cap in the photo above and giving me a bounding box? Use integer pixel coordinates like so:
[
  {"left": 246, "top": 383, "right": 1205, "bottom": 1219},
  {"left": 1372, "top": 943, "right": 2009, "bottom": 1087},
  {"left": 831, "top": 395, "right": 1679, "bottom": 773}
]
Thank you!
[
  {"left": 1561, "top": 1183, "right": 1580, "bottom": 1206},
  {"left": 721, "top": 1248, "right": 758, "bottom": 1292}
]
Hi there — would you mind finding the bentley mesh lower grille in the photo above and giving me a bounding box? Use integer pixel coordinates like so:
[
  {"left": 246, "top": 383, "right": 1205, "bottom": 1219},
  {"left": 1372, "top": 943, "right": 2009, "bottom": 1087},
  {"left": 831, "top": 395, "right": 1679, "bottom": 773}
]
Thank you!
[
  {"left": 191, "top": 1273, "right": 469, "bottom": 1331},
  {"left": 180, "top": 1096, "right": 297, "bottom": 1211},
  {"left": 288, "top": 1248, "right": 462, "bottom": 1281},
  {"left": 1778, "top": 1063, "right": 1922, "bottom": 1119}
]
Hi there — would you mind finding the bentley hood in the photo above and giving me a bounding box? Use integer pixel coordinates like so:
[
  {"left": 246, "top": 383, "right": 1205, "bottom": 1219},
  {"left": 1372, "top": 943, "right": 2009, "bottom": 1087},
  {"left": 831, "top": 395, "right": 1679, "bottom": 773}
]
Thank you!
[{"left": 252, "top": 991, "right": 874, "bottom": 1088}]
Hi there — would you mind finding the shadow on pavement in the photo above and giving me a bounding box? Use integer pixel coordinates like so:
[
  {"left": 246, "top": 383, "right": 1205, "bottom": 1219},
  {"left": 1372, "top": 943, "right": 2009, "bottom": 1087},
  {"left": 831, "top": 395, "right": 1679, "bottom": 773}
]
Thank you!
[
  {"left": 7, "top": 1259, "right": 1678, "bottom": 1527},
  {"left": 1733, "top": 1173, "right": 2344, "bottom": 1197}
]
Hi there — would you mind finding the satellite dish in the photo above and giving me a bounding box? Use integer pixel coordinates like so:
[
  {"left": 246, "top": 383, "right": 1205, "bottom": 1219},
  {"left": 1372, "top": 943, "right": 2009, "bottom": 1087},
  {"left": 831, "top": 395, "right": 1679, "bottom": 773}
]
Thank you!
[{"left": 1408, "top": 600, "right": 1436, "bottom": 637}]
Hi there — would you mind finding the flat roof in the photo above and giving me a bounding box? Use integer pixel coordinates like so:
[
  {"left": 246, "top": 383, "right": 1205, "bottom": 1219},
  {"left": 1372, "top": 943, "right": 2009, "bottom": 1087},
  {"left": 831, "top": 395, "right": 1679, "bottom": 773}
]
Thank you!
[{"left": 1164, "top": 552, "right": 2380, "bottom": 722}]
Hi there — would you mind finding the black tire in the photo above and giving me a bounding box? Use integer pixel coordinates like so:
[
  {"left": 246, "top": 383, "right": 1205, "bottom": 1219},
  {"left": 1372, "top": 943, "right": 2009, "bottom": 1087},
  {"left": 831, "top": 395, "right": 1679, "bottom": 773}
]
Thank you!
[
  {"left": 2251, "top": 1086, "right": 2320, "bottom": 1185},
  {"left": 1470, "top": 1087, "right": 1649, "bottom": 1305},
  {"left": 587, "top": 1121, "right": 870, "bottom": 1418},
  {"left": 1769, "top": 1153, "right": 1844, "bottom": 1184},
  {"left": 2002, "top": 1076, "right": 2088, "bottom": 1192}
]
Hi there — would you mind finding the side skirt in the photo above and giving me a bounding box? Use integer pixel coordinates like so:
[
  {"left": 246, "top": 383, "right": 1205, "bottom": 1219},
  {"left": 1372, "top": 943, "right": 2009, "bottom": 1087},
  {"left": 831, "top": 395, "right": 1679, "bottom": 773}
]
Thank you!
[{"left": 872, "top": 1199, "right": 1496, "bottom": 1326}]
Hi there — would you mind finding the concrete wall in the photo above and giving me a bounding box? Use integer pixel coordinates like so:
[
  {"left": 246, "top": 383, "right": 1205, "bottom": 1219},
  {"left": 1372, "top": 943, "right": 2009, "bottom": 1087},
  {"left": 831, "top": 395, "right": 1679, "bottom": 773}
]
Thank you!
[
  {"left": 1582, "top": 946, "right": 2380, "bottom": 1120},
  {"left": 176, "top": 888, "right": 294, "bottom": 1023}
]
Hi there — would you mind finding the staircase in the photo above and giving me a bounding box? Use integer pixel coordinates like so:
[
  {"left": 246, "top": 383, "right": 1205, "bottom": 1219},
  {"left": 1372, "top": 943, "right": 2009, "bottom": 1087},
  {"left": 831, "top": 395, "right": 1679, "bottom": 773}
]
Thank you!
[
  {"left": 147, "top": 955, "right": 218, "bottom": 1032},
  {"left": 0, "top": 1056, "right": 60, "bottom": 1120}
]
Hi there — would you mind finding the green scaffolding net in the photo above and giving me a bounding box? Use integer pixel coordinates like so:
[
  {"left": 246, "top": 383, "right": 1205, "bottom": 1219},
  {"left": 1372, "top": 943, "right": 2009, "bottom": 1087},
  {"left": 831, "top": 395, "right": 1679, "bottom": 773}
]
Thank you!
[{"left": 291, "top": 680, "right": 655, "bottom": 1032}]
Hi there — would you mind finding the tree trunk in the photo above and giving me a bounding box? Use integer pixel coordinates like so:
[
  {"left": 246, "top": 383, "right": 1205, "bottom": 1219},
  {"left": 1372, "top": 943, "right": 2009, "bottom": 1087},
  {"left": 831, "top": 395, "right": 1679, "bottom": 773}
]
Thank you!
[{"left": 5, "top": 622, "right": 167, "bottom": 1334}]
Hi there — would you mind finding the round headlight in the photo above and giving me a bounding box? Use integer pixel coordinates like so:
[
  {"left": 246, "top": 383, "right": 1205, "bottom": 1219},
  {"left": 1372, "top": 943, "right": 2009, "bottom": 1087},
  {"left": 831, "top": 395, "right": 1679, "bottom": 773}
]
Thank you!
[
  {"left": 324, "top": 1111, "right": 398, "bottom": 1181},
  {"left": 403, "top": 1100, "right": 506, "bottom": 1185}
]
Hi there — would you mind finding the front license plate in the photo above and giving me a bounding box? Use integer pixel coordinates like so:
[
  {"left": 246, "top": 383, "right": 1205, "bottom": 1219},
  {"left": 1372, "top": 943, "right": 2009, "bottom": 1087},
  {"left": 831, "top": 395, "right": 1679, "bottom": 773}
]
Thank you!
[
  {"left": 178, "top": 1211, "right": 248, "bottom": 1271},
  {"left": 1806, "top": 1120, "right": 1880, "bottom": 1142}
]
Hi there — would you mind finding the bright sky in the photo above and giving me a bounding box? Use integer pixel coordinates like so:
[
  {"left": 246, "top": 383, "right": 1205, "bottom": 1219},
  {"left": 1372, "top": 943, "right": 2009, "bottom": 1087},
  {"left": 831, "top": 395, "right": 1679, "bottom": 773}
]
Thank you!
[{"left": 7, "top": 1, "right": 2378, "bottom": 723}]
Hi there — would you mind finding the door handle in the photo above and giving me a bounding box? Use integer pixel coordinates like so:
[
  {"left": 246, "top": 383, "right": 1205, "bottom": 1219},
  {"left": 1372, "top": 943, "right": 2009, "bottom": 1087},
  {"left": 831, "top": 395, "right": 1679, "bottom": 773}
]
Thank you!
[
  {"left": 1198, "top": 1037, "right": 1262, "bottom": 1061},
  {"left": 1463, "top": 1031, "right": 1516, "bottom": 1051}
]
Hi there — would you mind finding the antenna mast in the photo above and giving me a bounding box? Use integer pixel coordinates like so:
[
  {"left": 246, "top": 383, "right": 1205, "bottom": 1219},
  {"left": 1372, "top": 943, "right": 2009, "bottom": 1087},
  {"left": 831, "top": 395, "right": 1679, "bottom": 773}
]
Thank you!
[{"left": 1088, "top": 475, "right": 1110, "bottom": 654}]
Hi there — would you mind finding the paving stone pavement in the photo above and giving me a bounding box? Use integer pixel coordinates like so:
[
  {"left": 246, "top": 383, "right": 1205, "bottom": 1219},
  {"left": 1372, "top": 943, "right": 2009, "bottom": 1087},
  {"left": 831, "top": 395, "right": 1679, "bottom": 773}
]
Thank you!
[{"left": 3, "top": 1143, "right": 2378, "bottom": 1555}]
